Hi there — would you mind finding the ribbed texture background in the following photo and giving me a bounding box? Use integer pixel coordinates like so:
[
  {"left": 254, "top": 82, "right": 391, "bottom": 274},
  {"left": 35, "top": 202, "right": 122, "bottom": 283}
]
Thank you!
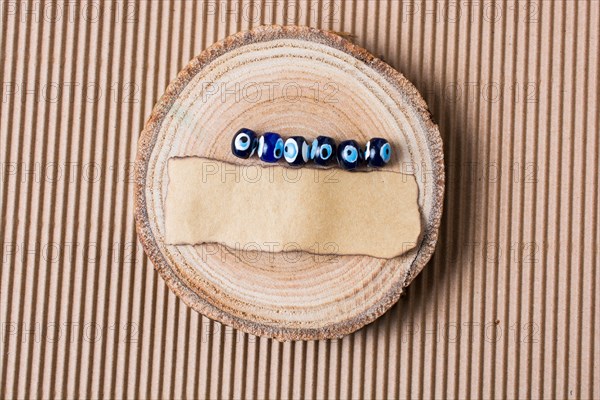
[{"left": 0, "top": 1, "right": 598, "bottom": 398}]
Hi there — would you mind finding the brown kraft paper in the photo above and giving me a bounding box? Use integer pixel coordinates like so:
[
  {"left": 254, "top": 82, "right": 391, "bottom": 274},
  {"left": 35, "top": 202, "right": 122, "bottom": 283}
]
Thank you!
[{"left": 164, "top": 157, "right": 421, "bottom": 259}]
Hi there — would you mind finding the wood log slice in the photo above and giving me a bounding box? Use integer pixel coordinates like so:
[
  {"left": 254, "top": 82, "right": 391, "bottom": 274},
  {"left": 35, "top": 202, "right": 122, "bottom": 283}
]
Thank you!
[{"left": 134, "top": 25, "right": 444, "bottom": 341}]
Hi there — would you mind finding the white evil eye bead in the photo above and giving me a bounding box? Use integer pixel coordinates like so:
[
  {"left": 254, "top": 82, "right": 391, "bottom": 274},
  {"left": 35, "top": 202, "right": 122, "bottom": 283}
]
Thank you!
[
  {"left": 336, "top": 140, "right": 360, "bottom": 170},
  {"left": 365, "top": 138, "right": 391, "bottom": 167},
  {"left": 257, "top": 136, "right": 264, "bottom": 157},
  {"left": 284, "top": 136, "right": 309, "bottom": 165},
  {"left": 310, "top": 139, "right": 318, "bottom": 160},
  {"left": 259, "top": 132, "right": 284, "bottom": 163},
  {"left": 364, "top": 140, "right": 371, "bottom": 161},
  {"left": 312, "top": 136, "right": 337, "bottom": 166},
  {"left": 301, "top": 140, "right": 310, "bottom": 162},
  {"left": 231, "top": 128, "right": 258, "bottom": 159}
]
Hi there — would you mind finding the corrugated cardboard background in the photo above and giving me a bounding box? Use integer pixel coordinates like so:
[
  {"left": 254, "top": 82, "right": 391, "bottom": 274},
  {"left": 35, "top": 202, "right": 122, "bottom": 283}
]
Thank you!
[{"left": 1, "top": 0, "right": 598, "bottom": 398}]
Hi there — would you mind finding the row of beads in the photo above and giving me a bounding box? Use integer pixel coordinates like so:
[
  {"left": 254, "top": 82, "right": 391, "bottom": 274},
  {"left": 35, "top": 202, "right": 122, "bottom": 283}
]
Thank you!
[{"left": 231, "top": 128, "right": 391, "bottom": 170}]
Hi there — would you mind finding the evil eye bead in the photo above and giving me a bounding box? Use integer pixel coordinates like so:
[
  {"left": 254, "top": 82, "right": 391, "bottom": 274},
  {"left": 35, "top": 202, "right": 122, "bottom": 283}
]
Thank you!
[
  {"left": 258, "top": 132, "right": 284, "bottom": 163},
  {"left": 336, "top": 140, "right": 361, "bottom": 170},
  {"left": 284, "top": 136, "right": 310, "bottom": 166},
  {"left": 311, "top": 136, "right": 337, "bottom": 166},
  {"left": 231, "top": 128, "right": 258, "bottom": 159},
  {"left": 364, "top": 138, "right": 392, "bottom": 167}
]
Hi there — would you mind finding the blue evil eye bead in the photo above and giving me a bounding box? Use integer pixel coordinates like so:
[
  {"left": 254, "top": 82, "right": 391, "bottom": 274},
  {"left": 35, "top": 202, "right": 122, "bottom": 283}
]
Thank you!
[
  {"left": 336, "top": 140, "right": 361, "bottom": 170},
  {"left": 258, "top": 132, "right": 284, "bottom": 163},
  {"left": 284, "top": 136, "right": 310, "bottom": 166},
  {"left": 310, "top": 136, "right": 337, "bottom": 166},
  {"left": 231, "top": 128, "right": 258, "bottom": 159},
  {"left": 364, "top": 138, "right": 392, "bottom": 167}
]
